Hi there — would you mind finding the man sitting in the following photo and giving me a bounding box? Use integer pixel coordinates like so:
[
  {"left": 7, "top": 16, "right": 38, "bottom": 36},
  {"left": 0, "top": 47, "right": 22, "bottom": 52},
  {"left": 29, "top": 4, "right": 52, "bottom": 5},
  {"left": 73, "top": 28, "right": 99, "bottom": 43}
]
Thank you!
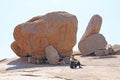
[{"left": 69, "top": 54, "right": 81, "bottom": 69}]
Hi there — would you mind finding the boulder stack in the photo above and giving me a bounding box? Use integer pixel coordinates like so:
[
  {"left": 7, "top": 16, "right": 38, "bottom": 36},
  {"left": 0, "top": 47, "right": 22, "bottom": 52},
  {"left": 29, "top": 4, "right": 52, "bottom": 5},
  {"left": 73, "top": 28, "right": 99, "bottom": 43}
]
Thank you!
[{"left": 78, "top": 15, "right": 108, "bottom": 56}]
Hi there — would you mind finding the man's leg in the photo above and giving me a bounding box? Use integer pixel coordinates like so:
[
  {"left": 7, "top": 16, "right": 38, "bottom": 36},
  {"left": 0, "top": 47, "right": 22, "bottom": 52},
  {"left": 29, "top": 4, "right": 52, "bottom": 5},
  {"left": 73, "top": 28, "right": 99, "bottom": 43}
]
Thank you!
[
  {"left": 77, "top": 61, "right": 82, "bottom": 68},
  {"left": 74, "top": 63, "right": 77, "bottom": 68},
  {"left": 70, "top": 61, "right": 75, "bottom": 69}
]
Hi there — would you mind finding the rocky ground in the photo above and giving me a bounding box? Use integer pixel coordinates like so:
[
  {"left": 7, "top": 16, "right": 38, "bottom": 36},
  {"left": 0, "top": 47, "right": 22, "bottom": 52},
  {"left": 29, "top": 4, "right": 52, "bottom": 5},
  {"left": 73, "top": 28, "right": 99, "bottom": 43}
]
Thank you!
[{"left": 0, "top": 55, "right": 120, "bottom": 80}]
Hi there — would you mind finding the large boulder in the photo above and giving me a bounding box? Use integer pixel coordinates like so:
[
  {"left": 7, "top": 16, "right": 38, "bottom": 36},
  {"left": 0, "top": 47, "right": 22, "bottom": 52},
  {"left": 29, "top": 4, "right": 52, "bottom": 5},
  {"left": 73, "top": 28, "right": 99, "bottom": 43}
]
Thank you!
[
  {"left": 78, "top": 33, "right": 107, "bottom": 56},
  {"left": 81, "top": 15, "right": 102, "bottom": 41},
  {"left": 11, "top": 11, "right": 78, "bottom": 59},
  {"left": 45, "top": 46, "right": 60, "bottom": 64}
]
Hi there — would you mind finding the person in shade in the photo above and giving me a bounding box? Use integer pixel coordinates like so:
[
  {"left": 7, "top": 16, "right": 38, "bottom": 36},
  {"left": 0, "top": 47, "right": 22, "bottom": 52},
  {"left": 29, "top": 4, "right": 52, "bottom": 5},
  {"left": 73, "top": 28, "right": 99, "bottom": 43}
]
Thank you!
[{"left": 69, "top": 54, "right": 81, "bottom": 69}]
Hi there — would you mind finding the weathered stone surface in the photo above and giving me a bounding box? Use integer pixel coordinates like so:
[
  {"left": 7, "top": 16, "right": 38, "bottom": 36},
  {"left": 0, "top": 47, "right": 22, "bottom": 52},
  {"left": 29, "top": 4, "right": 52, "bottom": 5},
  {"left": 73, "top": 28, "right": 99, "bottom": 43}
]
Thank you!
[
  {"left": 60, "top": 50, "right": 73, "bottom": 58},
  {"left": 106, "top": 44, "right": 115, "bottom": 54},
  {"left": 115, "top": 50, "right": 120, "bottom": 55},
  {"left": 63, "top": 57, "right": 70, "bottom": 64},
  {"left": 112, "top": 44, "right": 120, "bottom": 55},
  {"left": 58, "top": 60, "right": 66, "bottom": 65},
  {"left": 26, "top": 57, "right": 46, "bottom": 64},
  {"left": 95, "top": 49, "right": 109, "bottom": 56},
  {"left": 81, "top": 15, "right": 102, "bottom": 41},
  {"left": 11, "top": 11, "right": 78, "bottom": 59},
  {"left": 45, "top": 46, "right": 60, "bottom": 64},
  {"left": 11, "top": 41, "right": 27, "bottom": 57},
  {"left": 78, "top": 33, "right": 107, "bottom": 56}
]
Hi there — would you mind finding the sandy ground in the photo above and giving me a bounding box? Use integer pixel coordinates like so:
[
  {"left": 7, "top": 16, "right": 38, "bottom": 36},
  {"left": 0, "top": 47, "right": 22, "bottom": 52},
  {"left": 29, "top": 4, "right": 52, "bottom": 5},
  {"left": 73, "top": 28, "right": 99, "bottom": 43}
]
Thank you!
[{"left": 0, "top": 55, "right": 120, "bottom": 80}]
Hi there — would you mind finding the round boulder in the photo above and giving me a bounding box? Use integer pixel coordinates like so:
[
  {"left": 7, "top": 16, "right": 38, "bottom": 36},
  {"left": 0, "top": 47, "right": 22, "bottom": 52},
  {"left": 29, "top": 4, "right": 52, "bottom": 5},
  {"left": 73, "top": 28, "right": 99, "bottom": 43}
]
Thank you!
[
  {"left": 78, "top": 33, "right": 107, "bottom": 56},
  {"left": 45, "top": 45, "right": 60, "bottom": 64}
]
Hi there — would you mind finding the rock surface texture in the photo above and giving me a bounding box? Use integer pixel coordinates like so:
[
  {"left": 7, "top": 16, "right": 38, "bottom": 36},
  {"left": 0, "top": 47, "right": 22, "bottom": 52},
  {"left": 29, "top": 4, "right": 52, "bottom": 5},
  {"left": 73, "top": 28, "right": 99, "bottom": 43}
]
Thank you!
[
  {"left": 11, "top": 11, "right": 78, "bottom": 60},
  {"left": 78, "top": 14, "right": 108, "bottom": 56},
  {"left": 78, "top": 33, "right": 107, "bottom": 56},
  {"left": 81, "top": 15, "right": 102, "bottom": 41},
  {"left": 95, "top": 49, "right": 108, "bottom": 56},
  {"left": 45, "top": 46, "right": 60, "bottom": 64},
  {"left": 112, "top": 45, "right": 120, "bottom": 55}
]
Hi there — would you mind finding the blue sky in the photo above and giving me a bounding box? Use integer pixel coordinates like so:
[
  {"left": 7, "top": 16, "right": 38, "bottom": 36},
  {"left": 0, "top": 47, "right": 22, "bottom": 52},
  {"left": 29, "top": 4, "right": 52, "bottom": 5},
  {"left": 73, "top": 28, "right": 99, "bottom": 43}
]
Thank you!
[{"left": 0, "top": 0, "right": 120, "bottom": 59}]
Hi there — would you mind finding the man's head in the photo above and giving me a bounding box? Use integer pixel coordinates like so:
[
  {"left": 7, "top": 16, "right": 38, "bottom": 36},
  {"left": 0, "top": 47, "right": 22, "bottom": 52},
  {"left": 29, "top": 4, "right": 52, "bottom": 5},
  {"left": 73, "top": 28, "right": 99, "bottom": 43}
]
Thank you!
[{"left": 71, "top": 54, "right": 74, "bottom": 58}]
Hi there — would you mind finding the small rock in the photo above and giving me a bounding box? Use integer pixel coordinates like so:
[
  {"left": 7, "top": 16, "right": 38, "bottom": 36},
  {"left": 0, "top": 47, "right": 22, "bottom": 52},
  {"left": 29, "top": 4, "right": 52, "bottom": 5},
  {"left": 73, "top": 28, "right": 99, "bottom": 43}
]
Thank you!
[
  {"left": 63, "top": 57, "right": 70, "bottom": 64},
  {"left": 59, "top": 60, "right": 66, "bottom": 65},
  {"left": 95, "top": 49, "right": 109, "bottom": 56}
]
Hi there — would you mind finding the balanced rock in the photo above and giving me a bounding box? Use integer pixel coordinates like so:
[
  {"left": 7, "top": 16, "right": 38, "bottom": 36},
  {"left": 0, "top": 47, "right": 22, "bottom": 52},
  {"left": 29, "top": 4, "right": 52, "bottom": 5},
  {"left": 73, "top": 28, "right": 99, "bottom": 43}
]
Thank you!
[
  {"left": 11, "top": 11, "right": 78, "bottom": 59},
  {"left": 78, "top": 33, "right": 107, "bottom": 56},
  {"left": 81, "top": 15, "right": 102, "bottom": 41},
  {"left": 45, "top": 46, "right": 60, "bottom": 64}
]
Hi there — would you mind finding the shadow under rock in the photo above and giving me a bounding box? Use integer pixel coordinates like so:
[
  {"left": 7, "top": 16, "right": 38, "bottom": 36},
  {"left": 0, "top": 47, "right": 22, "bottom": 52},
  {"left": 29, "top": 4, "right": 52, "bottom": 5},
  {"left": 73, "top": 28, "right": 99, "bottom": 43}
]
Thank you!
[
  {"left": 6, "top": 58, "right": 65, "bottom": 71},
  {"left": 91, "top": 55, "right": 117, "bottom": 59}
]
